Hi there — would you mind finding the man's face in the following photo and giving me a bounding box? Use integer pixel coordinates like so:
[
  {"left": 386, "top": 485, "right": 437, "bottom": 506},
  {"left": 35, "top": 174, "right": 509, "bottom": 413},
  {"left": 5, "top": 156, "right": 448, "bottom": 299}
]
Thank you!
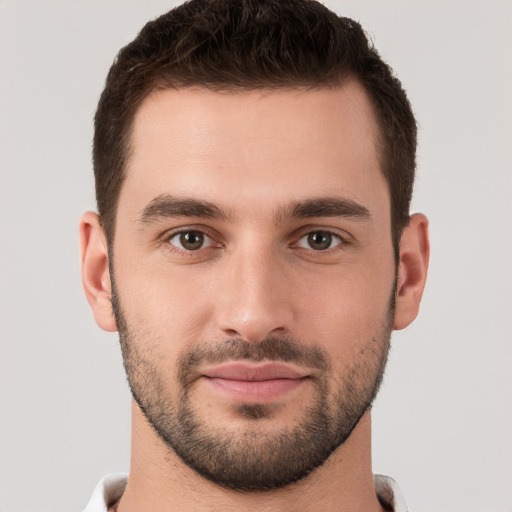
[{"left": 111, "top": 83, "right": 397, "bottom": 490}]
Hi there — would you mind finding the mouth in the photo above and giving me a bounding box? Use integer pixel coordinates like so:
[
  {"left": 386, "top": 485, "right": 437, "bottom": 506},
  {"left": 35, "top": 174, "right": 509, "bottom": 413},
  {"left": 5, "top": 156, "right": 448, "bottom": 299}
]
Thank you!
[{"left": 201, "top": 361, "right": 310, "bottom": 402}]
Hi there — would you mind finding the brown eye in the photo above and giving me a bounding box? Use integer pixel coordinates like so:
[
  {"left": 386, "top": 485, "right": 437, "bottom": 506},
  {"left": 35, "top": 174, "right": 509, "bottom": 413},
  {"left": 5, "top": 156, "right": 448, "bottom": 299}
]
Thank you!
[
  {"left": 297, "top": 231, "right": 342, "bottom": 251},
  {"left": 169, "top": 231, "right": 212, "bottom": 251}
]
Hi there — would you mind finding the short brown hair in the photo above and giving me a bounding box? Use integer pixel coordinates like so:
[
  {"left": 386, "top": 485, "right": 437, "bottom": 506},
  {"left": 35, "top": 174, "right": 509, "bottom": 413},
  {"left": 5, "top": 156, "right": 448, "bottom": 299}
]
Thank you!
[{"left": 93, "top": 0, "right": 417, "bottom": 257}]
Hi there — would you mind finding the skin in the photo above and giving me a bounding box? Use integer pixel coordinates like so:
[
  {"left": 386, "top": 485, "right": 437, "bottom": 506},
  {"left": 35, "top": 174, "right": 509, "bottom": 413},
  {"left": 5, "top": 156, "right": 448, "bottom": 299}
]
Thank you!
[{"left": 80, "top": 82, "right": 429, "bottom": 512}]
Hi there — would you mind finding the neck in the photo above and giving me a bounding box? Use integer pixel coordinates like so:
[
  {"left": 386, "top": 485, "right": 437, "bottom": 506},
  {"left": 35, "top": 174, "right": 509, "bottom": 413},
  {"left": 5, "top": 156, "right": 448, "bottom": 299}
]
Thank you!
[{"left": 116, "top": 403, "right": 384, "bottom": 512}]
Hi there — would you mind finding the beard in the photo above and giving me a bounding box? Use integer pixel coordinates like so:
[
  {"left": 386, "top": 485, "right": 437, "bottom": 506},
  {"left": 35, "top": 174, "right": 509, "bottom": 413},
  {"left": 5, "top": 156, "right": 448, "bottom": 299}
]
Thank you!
[{"left": 111, "top": 282, "right": 393, "bottom": 492}]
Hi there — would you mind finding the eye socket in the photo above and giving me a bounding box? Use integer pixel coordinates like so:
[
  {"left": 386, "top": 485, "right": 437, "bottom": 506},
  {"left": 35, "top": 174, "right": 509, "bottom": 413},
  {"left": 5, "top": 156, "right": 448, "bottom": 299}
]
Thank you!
[
  {"left": 168, "top": 230, "right": 214, "bottom": 251},
  {"left": 296, "top": 231, "right": 343, "bottom": 251}
]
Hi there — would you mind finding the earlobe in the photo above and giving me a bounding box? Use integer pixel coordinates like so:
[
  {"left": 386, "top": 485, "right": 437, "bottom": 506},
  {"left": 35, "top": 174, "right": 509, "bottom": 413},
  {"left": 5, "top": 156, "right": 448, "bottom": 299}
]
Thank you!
[
  {"left": 393, "top": 213, "right": 430, "bottom": 330},
  {"left": 79, "top": 211, "right": 118, "bottom": 332}
]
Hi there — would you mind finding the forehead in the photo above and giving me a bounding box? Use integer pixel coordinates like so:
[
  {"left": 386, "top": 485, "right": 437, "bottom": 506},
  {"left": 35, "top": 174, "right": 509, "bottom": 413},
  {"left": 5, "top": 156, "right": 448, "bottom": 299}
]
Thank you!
[{"left": 121, "top": 83, "right": 387, "bottom": 219}]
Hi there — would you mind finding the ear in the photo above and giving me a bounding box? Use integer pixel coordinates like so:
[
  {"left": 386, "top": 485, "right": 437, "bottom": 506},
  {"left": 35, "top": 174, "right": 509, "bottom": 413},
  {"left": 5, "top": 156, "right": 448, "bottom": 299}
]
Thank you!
[
  {"left": 79, "top": 211, "right": 117, "bottom": 332},
  {"left": 393, "top": 213, "right": 430, "bottom": 330}
]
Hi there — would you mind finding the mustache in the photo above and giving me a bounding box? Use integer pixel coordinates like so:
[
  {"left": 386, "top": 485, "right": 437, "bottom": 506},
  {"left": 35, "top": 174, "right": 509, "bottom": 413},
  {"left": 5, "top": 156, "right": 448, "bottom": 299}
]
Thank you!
[{"left": 177, "top": 336, "right": 331, "bottom": 388}]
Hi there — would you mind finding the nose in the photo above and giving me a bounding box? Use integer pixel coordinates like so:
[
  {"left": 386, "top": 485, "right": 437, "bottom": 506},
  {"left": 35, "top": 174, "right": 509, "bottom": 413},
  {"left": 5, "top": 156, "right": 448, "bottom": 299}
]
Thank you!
[{"left": 215, "top": 244, "right": 295, "bottom": 343}]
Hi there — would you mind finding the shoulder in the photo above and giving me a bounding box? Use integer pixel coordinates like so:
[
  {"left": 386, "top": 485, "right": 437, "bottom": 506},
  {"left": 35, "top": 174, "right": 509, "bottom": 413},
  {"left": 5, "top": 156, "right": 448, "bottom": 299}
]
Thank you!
[
  {"left": 83, "top": 474, "right": 128, "bottom": 512},
  {"left": 374, "top": 474, "right": 409, "bottom": 512}
]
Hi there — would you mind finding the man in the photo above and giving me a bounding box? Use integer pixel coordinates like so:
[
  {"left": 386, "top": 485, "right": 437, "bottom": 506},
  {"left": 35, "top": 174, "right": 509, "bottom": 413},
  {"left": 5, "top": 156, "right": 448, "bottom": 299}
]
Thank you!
[{"left": 79, "top": 0, "right": 429, "bottom": 510}]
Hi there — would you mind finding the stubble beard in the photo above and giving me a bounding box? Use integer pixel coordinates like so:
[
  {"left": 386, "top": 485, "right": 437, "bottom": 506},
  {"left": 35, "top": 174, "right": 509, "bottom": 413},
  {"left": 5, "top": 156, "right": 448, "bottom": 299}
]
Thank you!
[{"left": 111, "top": 283, "right": 393, "bottom": 492}]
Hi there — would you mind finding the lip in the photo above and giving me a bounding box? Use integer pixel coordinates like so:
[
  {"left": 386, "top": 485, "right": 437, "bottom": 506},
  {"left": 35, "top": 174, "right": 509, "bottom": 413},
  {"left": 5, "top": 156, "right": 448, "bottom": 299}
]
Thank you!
[
  {"left": 203, "top": 362, "right": 307, "bottom": 381},
  {"left": 201, "top": 362, "right": 309, "bottom": 402}
]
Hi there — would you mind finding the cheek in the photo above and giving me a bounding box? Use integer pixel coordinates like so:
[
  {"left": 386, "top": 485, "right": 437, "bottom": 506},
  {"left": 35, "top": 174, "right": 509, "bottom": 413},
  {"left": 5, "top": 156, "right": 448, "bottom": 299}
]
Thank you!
[
  {"left": 115, "top": 260, "right": 216, "bottom": 345},
  {"left": 297, "top": 264, "right": 394, "bottom": 352}
]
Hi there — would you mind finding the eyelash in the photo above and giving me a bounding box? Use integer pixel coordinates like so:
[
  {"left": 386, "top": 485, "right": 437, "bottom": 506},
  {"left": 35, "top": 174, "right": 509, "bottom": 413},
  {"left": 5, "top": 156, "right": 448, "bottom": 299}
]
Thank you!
[
  {"left": 161, "top": 227, "right": 349, "bottom": 255},
  {"left": 162, "top": 228, "right": 221, "bottom": 255},
  {"left": 295, "top": 230, "right": 345, "bottom": 252}
]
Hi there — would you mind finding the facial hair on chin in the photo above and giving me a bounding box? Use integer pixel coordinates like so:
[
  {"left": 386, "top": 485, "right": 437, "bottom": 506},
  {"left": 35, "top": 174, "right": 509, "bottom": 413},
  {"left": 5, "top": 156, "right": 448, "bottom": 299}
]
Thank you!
[{"left": 111, "top": 279, "right": 393, "bottom": 492}]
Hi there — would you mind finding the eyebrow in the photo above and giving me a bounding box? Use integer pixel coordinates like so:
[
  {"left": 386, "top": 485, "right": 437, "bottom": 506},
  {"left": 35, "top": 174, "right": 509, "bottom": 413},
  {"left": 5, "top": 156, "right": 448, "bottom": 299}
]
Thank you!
[
  {"left": 137, "top": 194, "right": 370, "bottom": 226},
  {"left": 277, "top": 197, "right": 371, "bottom": 222},
  {"left": 138, "top": 194, "right": 229, "bottom": 224}
]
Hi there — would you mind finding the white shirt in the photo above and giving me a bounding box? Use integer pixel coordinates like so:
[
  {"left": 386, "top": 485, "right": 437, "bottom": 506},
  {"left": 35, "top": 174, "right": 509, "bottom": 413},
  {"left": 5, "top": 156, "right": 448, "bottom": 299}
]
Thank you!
[{"left": 83, "top": 473, "right": 409, "bottom": 511}]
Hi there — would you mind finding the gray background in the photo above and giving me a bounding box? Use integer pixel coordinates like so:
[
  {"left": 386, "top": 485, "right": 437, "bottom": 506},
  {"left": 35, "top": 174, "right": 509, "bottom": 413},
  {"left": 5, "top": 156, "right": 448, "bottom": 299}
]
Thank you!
[{"left": 1, "top": 1, "right": 511, "bottom": 511}]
